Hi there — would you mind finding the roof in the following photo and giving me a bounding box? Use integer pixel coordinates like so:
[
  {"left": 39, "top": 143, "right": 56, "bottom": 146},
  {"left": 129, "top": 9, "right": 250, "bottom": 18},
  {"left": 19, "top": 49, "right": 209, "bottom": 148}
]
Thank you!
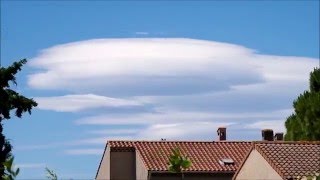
[
  {"left": 108, "top": 140, "right": 252, "bottom": 172},
  {"left": 236, "top": 141, "right": 320, "bottom": 179}
]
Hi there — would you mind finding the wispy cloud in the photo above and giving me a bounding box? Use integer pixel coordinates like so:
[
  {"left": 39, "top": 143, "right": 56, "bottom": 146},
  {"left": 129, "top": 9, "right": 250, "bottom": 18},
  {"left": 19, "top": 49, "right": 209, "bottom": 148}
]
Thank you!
[
  {"left": 244, "top": 120, "right": 286, "bottom": 133},
  {"left": 15, "top": 143, "right": 61, "bottom": 151},
  {"left": 87, "top": 129, "right": 139, "bottom": 135},
  {"left": 71, "top": 136, "right": 134, "bottom": 145},
  {"left": 27, "top": 38, "right": 317, "bottom": 142},
  {"left": 136, "top": 122, "right": 234, "bottom": 140},
  {"left": 16, "top": 163, "right": 46, "bottom": 169},
  {"left": 135, "top": 31, "right": 149, "bottom": 35},
  {"left": 64, "top": 148, "right": 103, "bottom": 155},
  {"left": 75, "top": 108, "right": 292, "bottom": 125},
  {"left": 35, "top": 94, "right": 143, "bottom": 112}
]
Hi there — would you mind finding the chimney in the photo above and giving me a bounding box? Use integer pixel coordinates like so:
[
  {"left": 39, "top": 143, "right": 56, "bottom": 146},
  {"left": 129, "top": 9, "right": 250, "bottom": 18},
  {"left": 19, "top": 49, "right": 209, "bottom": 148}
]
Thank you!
[
  {"left": 274, "top": 133, "right": 284, "bottom": 141},
  {"left": 262, "top": 129, "right": 274, "bottom": 141},
  {"left": 217, "top": 127, "right": 226, "bottom": 141}
]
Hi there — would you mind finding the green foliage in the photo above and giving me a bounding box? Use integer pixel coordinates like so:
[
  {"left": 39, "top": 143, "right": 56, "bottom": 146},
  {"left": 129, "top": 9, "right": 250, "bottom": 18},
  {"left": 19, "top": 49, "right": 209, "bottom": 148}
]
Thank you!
[
  {"left": 310, "top": 68, "right": 320, "bottom": 92},
  {"left": 285, "top": 68, "right": 320, "bottom": 141},
  {"left": 45, "top": 167, "right": 58, "bottom": 180},
  {"left": 297, "top": 173, "right": 320, "bottom": 180},
  {"left": 168, "top": 148, "right": 192, "bottom": 173},
  {"left": 2, "top": 157, "right": 20, "bottom": 180},
  {"left": 0, "top": 59, "right": 38, "bottom": 177},
  {"left": 0, "top": 59, "right": 38, "bottom": 120},
  {"left": 0, "top": 126, "right": 12, "bottom": 169}
]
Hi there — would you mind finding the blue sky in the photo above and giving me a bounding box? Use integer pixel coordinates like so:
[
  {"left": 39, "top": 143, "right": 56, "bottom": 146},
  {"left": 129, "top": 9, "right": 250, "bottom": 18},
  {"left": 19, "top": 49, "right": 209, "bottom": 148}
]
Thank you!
[{"left": 1, "top": 1, "right": 319, "bottom": 179}]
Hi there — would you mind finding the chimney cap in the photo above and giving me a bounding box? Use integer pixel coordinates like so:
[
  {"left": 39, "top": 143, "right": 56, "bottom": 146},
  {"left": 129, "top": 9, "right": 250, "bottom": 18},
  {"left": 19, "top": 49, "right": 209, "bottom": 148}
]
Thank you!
[
  {"left": 217, "top": 127, "right": 227, "bottom": 141},
  {"left": 262, "top": 129, "right": 274, "bottom": 141},
  {"left": 217, "top": 127, "right": 226, "bottom": 132},
  {"left": 274, "top": 132, "right": 284, "bottom": 141}
]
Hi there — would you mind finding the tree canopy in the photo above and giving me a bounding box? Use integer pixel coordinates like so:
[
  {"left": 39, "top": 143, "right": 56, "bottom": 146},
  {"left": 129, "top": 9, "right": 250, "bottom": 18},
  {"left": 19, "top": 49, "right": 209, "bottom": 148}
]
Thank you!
[
  {"left": 0, "top": 59, "right": 38, "bottom": 177},
  {"left": 285, "top": 68, "right": 320, "bottom": 141}
]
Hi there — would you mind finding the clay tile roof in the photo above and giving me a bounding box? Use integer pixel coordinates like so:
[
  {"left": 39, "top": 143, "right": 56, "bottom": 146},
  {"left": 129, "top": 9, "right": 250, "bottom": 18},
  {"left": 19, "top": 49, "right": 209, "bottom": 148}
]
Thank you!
[
  {"left": 254, "top": 141, "right": 320, "bottom": 179},
  {"left": 108, "top": 140, "right": 252, "bottom": 172},
  {"left": 108, "top": 140, "right": 135, "bottom": 148}
]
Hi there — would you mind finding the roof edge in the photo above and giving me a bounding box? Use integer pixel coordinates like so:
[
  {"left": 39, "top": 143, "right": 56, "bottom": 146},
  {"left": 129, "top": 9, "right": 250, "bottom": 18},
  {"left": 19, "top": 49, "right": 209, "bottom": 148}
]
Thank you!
[
  {"left": 95, "top": 143, "right": 109, "bottom": 179},
  {"left": 254, "top": 144, "right": 285, "bottom": 179},
  {"left": 232, "top": 145, "right": 254, "bottom": 180},
  {"left": 252, "top": 141, "right": 320, "bottom": 144},
  {"left": 149, "top": 170, "right": 236, "bottom": 174},
  {"left": 107, "top": 140, "right": 253, "bottom": 143}
]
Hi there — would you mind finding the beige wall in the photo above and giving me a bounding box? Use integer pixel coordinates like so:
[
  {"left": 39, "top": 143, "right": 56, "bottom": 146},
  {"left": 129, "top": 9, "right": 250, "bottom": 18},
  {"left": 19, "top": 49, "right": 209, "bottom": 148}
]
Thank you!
[
  {"left": 150, "top": 173, "right": 233, "bottom": 180},
  {"left": 235, "top": 150, "right": 282, "bottom": 180},
  {"left": 110, "top": 151, "right": 136, "bottom": 180},
  {"left": 136, "top": 151, "right": 148, "bottom": 180},
  {"left": 96, "top": 145, "right": 111, "bottom": 180}
]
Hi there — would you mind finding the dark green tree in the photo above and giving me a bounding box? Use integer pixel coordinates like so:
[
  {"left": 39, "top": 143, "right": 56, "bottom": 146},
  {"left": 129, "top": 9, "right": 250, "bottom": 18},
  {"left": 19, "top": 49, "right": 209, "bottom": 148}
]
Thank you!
[
  {"left": 168, "top": 147, "right": 192, "bottom": 180},
  {"left": 285, "top": 68, "right": 320, "bottom": 141},
  {"left": 0, "top": 59, "right": 38, "bottom": 177}
]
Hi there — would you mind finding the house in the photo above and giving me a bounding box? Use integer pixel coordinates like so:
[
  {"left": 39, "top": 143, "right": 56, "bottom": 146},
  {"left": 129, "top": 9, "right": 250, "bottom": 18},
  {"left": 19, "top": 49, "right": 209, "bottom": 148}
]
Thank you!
[
  {"left": 96, "top": 140, "right": 252, "bottom": 180},
  {"left": 96, "top": 127, "right": 320, "bottom": 180},
  {"left": 96, "top": 127, "right": 252, "bottom": 180},
  {"left": 233, "top": 141, "right": 320, "bottom": 180}
]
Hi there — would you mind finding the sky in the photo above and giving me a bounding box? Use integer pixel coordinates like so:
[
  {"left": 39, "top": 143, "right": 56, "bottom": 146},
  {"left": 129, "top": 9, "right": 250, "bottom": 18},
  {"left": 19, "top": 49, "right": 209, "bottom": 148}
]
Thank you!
[{"left": 1, "top": 0, "right": 319, "bottom": 179}]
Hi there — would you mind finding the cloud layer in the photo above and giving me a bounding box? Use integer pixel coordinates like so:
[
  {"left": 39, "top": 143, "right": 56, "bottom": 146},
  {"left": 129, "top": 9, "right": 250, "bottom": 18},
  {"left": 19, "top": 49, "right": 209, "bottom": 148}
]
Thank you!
[
  {"left": 35, "top": 94, "right": 142, "bottom": 112},
  {"left": 27, "top": 38, "right": 318, "bottom": 144},
  {"left": 28, "top": 38, "right": 275, "bottom": 95}
]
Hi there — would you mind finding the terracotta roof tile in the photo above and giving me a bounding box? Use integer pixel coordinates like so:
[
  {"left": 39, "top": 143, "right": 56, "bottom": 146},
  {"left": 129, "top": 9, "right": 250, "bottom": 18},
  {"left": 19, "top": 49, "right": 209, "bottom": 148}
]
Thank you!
[
  {"left": 108, "top": 141, "right": 252, "bottom": 172},
  {"left": 255, "top": 141, "right": 320, "bottom": 179},
  {"left": 108, "top": 141, "right": 134, "bottom": 148}
]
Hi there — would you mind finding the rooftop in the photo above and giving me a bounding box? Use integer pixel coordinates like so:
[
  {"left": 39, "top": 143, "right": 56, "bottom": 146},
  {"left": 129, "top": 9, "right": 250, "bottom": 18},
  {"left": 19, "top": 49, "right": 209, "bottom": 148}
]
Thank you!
[
  {"left": 108, "top": 140, "right": 252, "bottom": 172},
  {"left": 254, "top": 141, "right": 320, "bottom": 179}
]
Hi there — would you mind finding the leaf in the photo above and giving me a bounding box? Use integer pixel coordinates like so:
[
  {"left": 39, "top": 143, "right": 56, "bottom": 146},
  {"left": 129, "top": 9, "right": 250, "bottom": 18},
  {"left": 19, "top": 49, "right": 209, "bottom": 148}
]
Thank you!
[
  {"left": 167, "top": 147, "right": 192, "bottom": 173},
  {"left": 15, "top": 168, "right": 20, "bottom": 176},
  {"left": 181, "top": 159, "right": 192, "bottom": 169}
]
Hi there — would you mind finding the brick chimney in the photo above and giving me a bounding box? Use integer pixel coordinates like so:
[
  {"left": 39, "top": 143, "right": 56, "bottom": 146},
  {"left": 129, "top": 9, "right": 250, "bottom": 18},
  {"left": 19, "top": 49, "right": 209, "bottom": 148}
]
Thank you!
[
  {"left": 262, "top": 129, "right": 274, "bottom": 141},
  {"left": 217, "top": 127, "right": 226, "bottom": 141},
  {"left": 274, "top": 133, "right": 284, "bottom": 141}
]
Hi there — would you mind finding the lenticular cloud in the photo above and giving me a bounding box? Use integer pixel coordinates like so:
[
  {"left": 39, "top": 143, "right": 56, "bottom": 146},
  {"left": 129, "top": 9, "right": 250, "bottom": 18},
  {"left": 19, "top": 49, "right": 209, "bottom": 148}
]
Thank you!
[{"left": 28, "top": 38, "right": 317, "bottom": 96}]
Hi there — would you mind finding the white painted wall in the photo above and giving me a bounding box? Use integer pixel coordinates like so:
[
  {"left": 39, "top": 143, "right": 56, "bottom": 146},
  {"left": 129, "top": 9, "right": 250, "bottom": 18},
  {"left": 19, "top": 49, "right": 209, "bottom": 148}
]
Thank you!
[
  {"left": 136, "top": 151, "right": 148, "bottom": 180},
  {"left": 235, "top": 149, "right": 282, "bottom": 180},
  {"left": 96, "top": 145, "right": 110, "bottom": 180}
]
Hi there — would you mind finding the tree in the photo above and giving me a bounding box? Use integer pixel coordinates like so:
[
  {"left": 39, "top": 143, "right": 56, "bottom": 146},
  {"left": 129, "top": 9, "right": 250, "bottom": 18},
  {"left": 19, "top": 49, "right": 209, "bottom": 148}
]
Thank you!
[
  {"left": 0, "top": 59, "right": 38, "bottom": 177},
  {"left": 168, "top": 147, "right": 192, "bottom": 180},
  {"left": 285, "top": 68, "right": 320, "bottom": 141},
  {"left": 2, "top": 157, "right": 20, "bottom": 180},
  {"left": 45, "top": 167, "right": 58, "bottom": 180}
]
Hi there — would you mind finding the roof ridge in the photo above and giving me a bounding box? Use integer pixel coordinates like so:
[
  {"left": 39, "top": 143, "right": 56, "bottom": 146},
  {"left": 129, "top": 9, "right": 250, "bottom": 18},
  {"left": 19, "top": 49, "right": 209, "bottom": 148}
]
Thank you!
[
  {"left": 253, "top": 141, "right": 320, "bottom": 145},
  {"left": 108, "top": 140, "right": 252, "bottom": 143}
]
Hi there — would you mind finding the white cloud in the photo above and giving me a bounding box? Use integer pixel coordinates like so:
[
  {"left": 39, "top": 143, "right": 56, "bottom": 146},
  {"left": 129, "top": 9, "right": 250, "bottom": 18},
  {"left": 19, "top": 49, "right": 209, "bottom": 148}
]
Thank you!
[
  {"left": 87, "top": 129, "right": 139, "bottom": 135},
  {"left": 64, "top": 148, "right": 103, "bottom": 155},
  {"left": 136, "top": 122, "right": 234, "bottom": 140},
  {"left": 71, "top": 136, "right": 134, "bottom": 145},
  {"left": 35, "top": 94, "right": 142, "bottom": 112},
  {"left": 135, "top": 32, "right": 149, "bottom": 35},
  {"left": 15, "top": 143, "right": 61, "bottom": 151},
  {"left": 26, "top": 38, "right": 318, "bottom": 142},
  {"left": 244, "top": 120, "right": 286, "bottom": 133},
  {"left": 72, "top": 122, "right": 234, "bottom": 142},
  {"left": 16, "top": 163, "right": 46, "bottom": 169},
  {"left": 75, "top": 108, "right": 292, "bottom": 125},
  {"left": 27, "top": 38, "right": 306, "bottom": 95}
]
